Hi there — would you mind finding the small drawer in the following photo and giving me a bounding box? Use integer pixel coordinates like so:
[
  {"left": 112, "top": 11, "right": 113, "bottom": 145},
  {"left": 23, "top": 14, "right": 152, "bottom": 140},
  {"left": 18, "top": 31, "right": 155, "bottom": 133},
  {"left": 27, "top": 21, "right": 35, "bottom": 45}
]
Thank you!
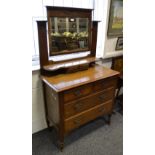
[
  {"left": 64, "top": 100, "right": 113, "bottom": 133},
  {"left": 63, "top": 83, "right": 93, "bottom": 103},
  {"left": 94, "top": 78, "right": 117, "bottom": 92},
  {"left": 64, "top": 87, "right": 114, "bottom": 118}
]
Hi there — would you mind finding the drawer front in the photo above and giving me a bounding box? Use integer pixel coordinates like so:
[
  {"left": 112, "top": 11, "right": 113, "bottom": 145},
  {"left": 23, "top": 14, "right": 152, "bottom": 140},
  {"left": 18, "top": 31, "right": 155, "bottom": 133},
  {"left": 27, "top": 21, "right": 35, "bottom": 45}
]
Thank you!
[
  {"left": 64, "top": 87, "right": 114, "bottom": 118},
  {"left": 63, "top": 83, "right": 93, "bottom": 103},
  {"left": 94, "top": 78, "right": 117, "bottom": 92},
  {"left": 64, "top": 100, "right": 112, "bottom": 133}
]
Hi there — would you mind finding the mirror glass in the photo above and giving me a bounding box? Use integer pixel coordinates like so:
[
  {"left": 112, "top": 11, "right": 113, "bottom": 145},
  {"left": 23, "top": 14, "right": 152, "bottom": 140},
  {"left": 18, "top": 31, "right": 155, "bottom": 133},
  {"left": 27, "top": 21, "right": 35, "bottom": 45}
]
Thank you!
[{"left": 49, "top": 17, "right": 89, "bottom": 55}]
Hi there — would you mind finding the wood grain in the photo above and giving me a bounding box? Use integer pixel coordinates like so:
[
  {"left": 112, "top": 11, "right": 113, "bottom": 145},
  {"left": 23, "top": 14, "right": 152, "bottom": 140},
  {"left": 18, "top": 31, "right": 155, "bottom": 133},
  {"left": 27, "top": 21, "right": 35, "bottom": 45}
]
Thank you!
[
  {"left": 64, "top": 87, "right": 114, "bottom": 118},
  {"left": 42, "top": 65, "right": 119, "bottom": 92},
  {"left": 63, "top": 83, "right": 93, "bottom": 103},
  {"left": 37, "top": 21, "right": 49, "bottom": 68},
  {"left": 64, "top": 100, "right": 113, "bottom": 133}
]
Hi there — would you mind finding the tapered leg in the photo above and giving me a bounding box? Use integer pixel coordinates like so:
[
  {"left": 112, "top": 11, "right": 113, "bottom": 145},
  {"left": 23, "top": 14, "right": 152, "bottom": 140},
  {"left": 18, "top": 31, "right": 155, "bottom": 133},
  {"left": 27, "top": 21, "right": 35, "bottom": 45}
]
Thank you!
[
  {"left": 103, "top": 114, "right": 112, "bottom": 125},
  {"left": 58, "top": 129, "right": 64, "bottom": 151},
  {"left": 58, "top": 141, "right": 64, "bottom": 152},
  {"left": 107, "top": 114, "right": 112, "bottom": 125},
  {"left": 46, "top": 119, "right": 50, "bottom": 128}
]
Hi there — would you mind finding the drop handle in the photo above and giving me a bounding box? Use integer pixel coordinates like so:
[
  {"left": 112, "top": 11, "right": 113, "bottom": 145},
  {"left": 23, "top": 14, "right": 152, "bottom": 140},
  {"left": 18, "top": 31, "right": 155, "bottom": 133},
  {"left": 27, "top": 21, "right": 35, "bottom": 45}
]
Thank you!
[
  {"left": 99, "top": 108, "right": 105, "bottom": 113},
  {"left": 74, "top": 90, "right": 82, "bottom": 96},
  {"left": 99, "top": 95, "right": 104, "bottom": 101},
  {"left": 74, "top": 103, "right": 82, "bottom": 111}
]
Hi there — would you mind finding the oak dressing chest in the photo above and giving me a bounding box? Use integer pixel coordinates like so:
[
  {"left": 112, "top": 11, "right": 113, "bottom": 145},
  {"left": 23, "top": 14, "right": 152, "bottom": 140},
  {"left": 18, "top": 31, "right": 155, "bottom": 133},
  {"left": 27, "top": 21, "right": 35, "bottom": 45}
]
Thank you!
[{"left": 37, "top": 7, "right": 119, "bottom": 150}]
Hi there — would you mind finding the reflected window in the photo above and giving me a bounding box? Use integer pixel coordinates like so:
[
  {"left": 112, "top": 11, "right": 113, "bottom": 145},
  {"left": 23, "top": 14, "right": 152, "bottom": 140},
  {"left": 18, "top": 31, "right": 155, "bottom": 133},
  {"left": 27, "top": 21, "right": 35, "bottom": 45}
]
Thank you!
[{"left": 49, "top": 17, "right": 89, "bottom": 55}]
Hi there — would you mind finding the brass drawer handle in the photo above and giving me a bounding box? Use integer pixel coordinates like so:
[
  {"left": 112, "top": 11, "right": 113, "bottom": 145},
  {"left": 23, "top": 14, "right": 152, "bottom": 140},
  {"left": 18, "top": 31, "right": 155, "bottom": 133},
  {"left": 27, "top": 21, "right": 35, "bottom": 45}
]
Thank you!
[
  {"left": 74, "top": 102, "right": 82, "bottom": 111},
  {"left": 74, "top": 90, "right": 82, "bottom": 96},
  {"left": 99, "top": 108, "right": 105, "bottom": 113},
  {"left": 99, "top": 94, "right": 104, "bottom": 101}
]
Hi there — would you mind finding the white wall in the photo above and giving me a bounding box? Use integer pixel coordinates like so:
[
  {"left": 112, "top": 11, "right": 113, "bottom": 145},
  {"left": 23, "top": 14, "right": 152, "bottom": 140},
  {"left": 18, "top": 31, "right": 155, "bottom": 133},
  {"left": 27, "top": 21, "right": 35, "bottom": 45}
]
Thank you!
[{"left": 103, "top": 0, "right": 123, "bottom": 58}]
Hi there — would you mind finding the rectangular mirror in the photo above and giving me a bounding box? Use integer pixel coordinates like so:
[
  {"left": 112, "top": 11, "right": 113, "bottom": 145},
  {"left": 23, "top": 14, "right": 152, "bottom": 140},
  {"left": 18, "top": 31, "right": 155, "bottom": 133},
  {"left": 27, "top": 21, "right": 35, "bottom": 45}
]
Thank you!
[{"left": 49, "top": 17, "right": 89, "bottom": 56}]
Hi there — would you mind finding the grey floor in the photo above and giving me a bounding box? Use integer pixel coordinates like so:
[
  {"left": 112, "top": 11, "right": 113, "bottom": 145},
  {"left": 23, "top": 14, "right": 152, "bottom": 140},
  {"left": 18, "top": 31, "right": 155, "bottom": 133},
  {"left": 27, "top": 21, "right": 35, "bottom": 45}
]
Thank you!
[{"left": 32, "top": 111, "right": 123, "bottom": 155}]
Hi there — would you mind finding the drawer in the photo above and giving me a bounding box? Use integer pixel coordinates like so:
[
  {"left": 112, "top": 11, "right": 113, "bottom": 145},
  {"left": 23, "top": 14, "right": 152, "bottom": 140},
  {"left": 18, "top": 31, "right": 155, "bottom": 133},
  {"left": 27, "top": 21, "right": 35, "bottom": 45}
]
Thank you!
[
  {"left": 63, "top": 83, "right": 93, "bottom": 103},
  {"left": 64, "top": 87, "right": 114, "bottom": 118},
  {"left": 64, "top": 100, "right": 112, "bottom": 133},
  {"left": 94, "top": 78, "right": 117, "bottom": 92}
]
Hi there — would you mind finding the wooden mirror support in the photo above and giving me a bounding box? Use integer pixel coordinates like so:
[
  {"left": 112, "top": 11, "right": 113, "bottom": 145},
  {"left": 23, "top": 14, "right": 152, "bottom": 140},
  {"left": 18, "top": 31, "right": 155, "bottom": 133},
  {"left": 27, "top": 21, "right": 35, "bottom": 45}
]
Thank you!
[{"left": 37, "top": 7, "right": 100, "bottom": 76}]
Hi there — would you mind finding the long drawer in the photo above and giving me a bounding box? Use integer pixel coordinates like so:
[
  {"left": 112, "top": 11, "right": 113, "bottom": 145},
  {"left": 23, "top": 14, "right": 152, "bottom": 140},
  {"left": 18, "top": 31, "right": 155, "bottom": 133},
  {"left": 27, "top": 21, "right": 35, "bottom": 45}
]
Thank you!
[
  {"left": 64, "top": 100, "right": 113, "bottom": 133},
  {"left": 63, "top": 78, "right": 117, "bottom": 103},
  {"left": 64, "top": 87, "right": 114, "bottom": 118}
]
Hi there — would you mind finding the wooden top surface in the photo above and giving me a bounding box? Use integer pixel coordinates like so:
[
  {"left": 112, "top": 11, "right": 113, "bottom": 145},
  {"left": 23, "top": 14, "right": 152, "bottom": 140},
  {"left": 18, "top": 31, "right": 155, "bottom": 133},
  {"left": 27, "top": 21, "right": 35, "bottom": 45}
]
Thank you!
[{"left": 42, "top": 65, "right": 119, "bottom": 92}]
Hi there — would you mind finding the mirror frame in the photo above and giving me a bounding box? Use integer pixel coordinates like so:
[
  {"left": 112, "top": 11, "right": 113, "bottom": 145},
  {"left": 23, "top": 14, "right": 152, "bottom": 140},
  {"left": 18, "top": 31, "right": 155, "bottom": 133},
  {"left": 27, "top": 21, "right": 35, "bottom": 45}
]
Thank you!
[{"left": 47, "top": 7, "right": 92, "bottom": 56}]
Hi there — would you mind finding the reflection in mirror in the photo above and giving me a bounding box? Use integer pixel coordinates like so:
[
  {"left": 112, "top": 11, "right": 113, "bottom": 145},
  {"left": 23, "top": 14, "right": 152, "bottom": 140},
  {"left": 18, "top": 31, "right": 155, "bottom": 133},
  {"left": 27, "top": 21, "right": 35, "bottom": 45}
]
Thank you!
[{"left": 49, "top": 17, "right": 89, "bottom": 56}]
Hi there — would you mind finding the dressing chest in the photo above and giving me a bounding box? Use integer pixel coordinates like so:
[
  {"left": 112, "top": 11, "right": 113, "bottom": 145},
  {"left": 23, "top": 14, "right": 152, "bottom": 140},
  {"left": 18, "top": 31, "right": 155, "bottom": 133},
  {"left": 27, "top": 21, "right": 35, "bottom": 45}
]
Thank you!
[{"left": 37, "top": 7, "right": 119, "bottom": 150}]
